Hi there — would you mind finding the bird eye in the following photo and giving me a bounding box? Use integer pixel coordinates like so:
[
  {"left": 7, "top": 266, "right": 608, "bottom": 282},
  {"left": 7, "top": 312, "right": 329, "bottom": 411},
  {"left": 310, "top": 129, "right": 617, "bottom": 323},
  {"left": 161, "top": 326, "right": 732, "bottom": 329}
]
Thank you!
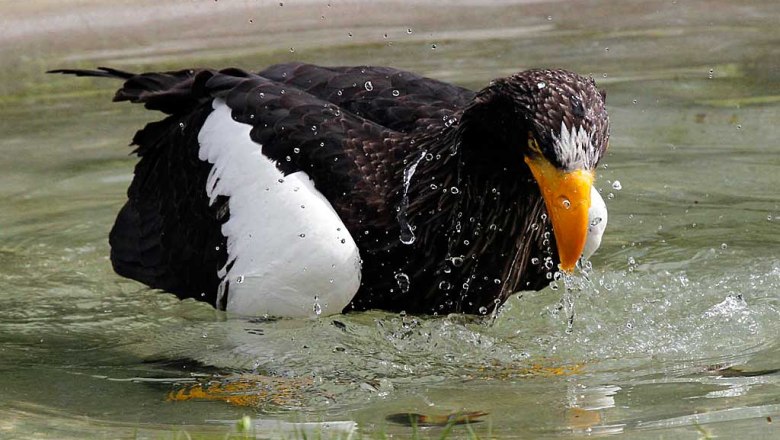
[
  {"left": 527, "top": 132, "right": 541, "bottom": 154},
  {"left": 570, "top": 95, "right": 585, "bottom": 118}
]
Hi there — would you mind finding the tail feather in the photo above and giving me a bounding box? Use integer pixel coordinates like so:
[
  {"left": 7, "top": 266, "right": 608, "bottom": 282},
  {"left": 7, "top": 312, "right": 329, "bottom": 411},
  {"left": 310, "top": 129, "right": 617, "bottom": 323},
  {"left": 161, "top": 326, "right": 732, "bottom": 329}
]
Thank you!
[
  {"left": 47, "top": 66, "right": 136, "bottom": 80},
  {"left": 49, "top": 66, "right": 215, "bottom": 114}
]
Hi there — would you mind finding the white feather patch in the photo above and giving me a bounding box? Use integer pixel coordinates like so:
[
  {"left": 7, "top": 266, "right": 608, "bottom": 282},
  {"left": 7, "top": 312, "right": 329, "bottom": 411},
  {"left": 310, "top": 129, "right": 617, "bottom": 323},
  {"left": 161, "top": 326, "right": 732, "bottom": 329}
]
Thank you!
[
  {"left": 583, "top": 186, "right": 607, "bottom": 260},
  {"left": 552, "top": 122, "right": 599, "bottom": 171},
  {"left": 197, "top": 99, "right": 362, "bottom": 318}
]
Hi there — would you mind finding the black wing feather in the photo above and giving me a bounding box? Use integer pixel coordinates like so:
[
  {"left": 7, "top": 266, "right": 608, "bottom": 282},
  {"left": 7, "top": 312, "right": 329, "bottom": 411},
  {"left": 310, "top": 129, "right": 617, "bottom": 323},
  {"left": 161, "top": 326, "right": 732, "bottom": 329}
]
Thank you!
[
  {"left": 51, "top": 65, "right": 439, "bottom": 301},
  {"left": 210, "top": 69, "right": 406, "bottom": 231},
  {"left": 110, "top": 108, "right": 229, "bottom": 303},
  {"left": 258, "top": 63, "right": 475, "bottom": 132},
  {"left": 50, "top": 64, "right": 492, "bottom": 309}
]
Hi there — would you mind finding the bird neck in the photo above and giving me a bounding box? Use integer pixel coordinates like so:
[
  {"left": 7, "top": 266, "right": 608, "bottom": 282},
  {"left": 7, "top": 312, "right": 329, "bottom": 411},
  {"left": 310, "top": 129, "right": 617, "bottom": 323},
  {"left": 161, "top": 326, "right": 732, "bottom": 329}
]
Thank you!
[{"left": 395, "top": 124, "right": 554, "bottom": 313}]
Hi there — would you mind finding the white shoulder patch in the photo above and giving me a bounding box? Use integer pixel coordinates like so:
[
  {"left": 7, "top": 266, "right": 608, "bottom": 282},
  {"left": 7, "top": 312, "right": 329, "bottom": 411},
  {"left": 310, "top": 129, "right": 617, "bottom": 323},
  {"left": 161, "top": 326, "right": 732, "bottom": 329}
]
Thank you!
[
  {"left": 197, "top": 99, "right": 362, "bottom": 318},
  {"left": 582, "top": 186, "right": 607, "bottom": 260}
]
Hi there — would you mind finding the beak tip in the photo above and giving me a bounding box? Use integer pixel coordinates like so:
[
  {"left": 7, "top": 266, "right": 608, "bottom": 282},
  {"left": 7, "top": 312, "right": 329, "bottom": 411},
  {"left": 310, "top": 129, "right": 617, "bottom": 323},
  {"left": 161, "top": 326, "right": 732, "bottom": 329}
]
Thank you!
[{"left": 558, "top": 262, "right": 576, "bottom": 273}]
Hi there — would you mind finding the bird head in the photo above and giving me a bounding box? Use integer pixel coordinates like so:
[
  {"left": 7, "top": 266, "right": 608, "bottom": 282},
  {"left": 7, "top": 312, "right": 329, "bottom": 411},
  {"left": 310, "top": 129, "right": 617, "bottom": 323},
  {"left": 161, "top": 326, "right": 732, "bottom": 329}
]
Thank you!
[{"left": 460, "top": 69, "right": 609, "bottom": 272}]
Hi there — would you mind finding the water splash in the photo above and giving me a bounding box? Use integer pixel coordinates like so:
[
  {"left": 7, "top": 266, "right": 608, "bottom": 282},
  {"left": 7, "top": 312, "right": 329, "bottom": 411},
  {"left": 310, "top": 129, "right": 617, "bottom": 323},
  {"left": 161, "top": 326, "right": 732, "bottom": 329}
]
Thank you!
[
  {"left": 394, "top": 273, "right": 411, "bottom": 293},
  {"left": 556, "top": 263, "right": 598, "bottom": 332},
  {"left": 397, "top": 150, "right": 427, "bottom": 245},
  {"left": 313, "top": 295, "right": 322, "bottom": 316}
]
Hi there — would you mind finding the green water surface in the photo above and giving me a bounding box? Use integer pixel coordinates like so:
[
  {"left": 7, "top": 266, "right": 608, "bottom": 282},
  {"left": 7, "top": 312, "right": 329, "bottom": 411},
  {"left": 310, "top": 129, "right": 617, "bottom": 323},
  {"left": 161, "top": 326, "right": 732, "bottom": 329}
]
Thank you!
[{"left": 1, "top": 0, "right": 779, "bottom": 438}]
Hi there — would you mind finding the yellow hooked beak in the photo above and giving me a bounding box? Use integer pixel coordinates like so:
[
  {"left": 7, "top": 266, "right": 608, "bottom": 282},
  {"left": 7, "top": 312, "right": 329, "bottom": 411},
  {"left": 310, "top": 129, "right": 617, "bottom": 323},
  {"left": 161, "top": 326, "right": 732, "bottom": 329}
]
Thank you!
[{"left": 525, "top": 155, "right": 594, "bottom": 272}]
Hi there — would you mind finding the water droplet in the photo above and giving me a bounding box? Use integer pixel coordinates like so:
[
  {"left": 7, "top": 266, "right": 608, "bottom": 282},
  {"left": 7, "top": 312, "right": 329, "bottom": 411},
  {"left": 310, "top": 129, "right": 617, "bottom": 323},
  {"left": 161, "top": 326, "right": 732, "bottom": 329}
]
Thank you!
[
  {"left": 392, "top": 89, "right": 400, "bottom": 97},
  {"left": 488, "top": 224, "right": 497, "bottom": 231},
  {"left": 450, "top": 186, "right": 460, "bottom": 195},
  {"left": 438, "top": 280, "right": 452, "bottom": 290},
  {"left": 493, "top": 278, "right": 501, "bottom": 285},
  {"left": 721, "top": 243, "right": 728, "bottom": 249},
  {"left": 285, "top": 155, "right": 291, "bottom": 162},
  {"left": 531, "top": 257, "right": 540, "bottom": 265},
  {"left": 364, "top": 81, "right": 374, "bottom": 92},
  {"left": 550, "top": 281, "right": 559, "bottom": 291},
  {"left": 311, "top": 125, "right": 317, "bottom": 131},
  {"left": 430, "top": 183, "right": 438, "bottom": 190},
  {"left": 347, "top": 32, "right": 353, "bottom": 37},
  {"left": 431, "top": 43, "right": 437, "bottom": 49},
  {"left": 544, "top": 260, "right": 553, "bottom": 270},
  {"left": 541, "top": 213, "right": 548, "bottom": 221},
  {"left": 236, "top": 275, "right": 245, "bottom": 284},
  {"left": 463, "top": 239, "right": 470, "bottom": 246},
  {"left": 547, "top": 15, "right": 553, "bottom": 20},
  {"left": 394, "top": 273, "right": 410, "bottom": 293},
  {"left": 313, "top": 296, "right": 322, "bottom": 316},
  {"left": 537, "top": 81, "right": 546, "bottom": 89},
  {"left": 406, "top": 28, "right": 413, "bottom": 34},
  {"left": 612, "top": 180, "right": 622, "bottom": 190},
  {"left": 478, "top": 306, "right": 488, "bottom": 315},
  {"left": 299, "top": 233, "right": 306, "bottom": 238},
  {"left": 561, "top": 198, "right": 571, "bottom": 209},
  {"left": 337, "top": 89, "right": 343, "bottom": 96},
  {"left": 450, "top": 256, "right": 464, "bottom": 267},
  {"left": 736, "top": 124, "right": 742, "bottom": 130},
  {"left": 591, "top": 217, "right": 603, "bottom": 227},
  {"left": 399, "top": 227, "right": 415, "bottom": 245},
  {"left": 289, "top": 47, "right": 295, "bottom": 53},
  {"left": 632, "top": 99, "right": 638, "bottom": 104},
  {"left": 293, "top": 147, "right": 300, "bottom": 154},
  {"left": 607, "top": 192, "right": 615, "bottom": 199},
  {"left": 425, "top": 153, "right": 433, "bottom": 161}
]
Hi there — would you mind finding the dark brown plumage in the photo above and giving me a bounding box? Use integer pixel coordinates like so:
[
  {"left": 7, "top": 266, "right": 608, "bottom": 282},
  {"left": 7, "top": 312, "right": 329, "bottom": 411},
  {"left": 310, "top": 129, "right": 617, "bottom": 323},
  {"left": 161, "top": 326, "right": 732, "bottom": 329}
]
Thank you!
[{"left": 50, "top": 63, "right": 609, "bottom": 315}]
